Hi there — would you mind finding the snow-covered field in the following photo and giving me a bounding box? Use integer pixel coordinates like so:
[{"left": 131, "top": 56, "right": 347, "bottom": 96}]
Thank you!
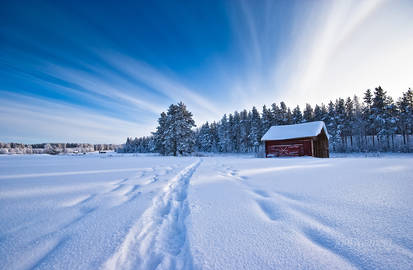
[{"left": 1, "top": 153, "right": 412, "bottom": 270}]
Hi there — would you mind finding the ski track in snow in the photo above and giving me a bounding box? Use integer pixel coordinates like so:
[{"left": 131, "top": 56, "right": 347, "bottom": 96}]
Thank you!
[
  {"left": 102, "top": 159, "right": 201, "bottom": 270},
  {"left": 2, "top": 155, "right": 413, "bottom": 270}
]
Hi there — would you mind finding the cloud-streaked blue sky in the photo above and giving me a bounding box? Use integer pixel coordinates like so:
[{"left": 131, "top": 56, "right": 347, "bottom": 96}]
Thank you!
[{"left": 1, "top": 0, "right": 412, "bottom": 143}]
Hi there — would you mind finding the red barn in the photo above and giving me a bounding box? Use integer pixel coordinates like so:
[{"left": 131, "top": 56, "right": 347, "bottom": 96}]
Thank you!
[{"left": 261, "top": 121, "right": 329, "bottom": 158}]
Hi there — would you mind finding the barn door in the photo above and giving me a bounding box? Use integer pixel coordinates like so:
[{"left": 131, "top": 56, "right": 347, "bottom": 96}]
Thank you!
[{"left": 270, "top": 144, "right": 305, "bottom": 157}]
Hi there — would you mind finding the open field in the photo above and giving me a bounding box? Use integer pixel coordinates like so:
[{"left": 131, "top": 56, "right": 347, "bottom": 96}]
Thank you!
[{"left": 1, "top": 153, "right": 413, "bottom": 270}]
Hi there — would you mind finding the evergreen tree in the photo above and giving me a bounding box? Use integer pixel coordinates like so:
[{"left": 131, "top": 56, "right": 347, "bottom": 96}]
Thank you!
[
  {"left": 153, "top": 112, "right": 168, "bottom": 155},
  {"left": 249, "top": 106, "right": 262, "bottom": 152},
  {"left": 155, "top": 102, "right": 196, "bottom": 156},
  {"left": 240, "top": 109, "right": 250, "bottom": 152},
  {"left": 382, "top": 97, "right": 398, "bottom": 150},
  {"left": 303, "top": 103, "right": 314, "bottom": 122},
  {"left": 270, "top": 103, "right": 281, "bottom": 125},
  {"left": 363, "top": 89, "right": 375, "bottom": 147},
  {"left": 371, "top": 86, "right": 387, "bottom": 147},
  {"left": 261, "top": 105, "right": 273, "bottom": 135},
  {"left": 232, "top": 111, "right": 242, "bottom": 152},
  {"left": 313, "top": 104, "right": 323, "bottom": 121},
  {"left": 335, "top": 98, "right": 346, "bottom": 149},
  {"left": 209, "top": 121, "right": 220, "bottom": 152},
  {"left": 228, "top": 113, "right": 235, "bottom": 152},
  {"left": 218, "top": 114, "right": 230, "bottom": 152},
  {"left": 279, "top": 102, "right": 289, "bottom": 125},
  {"left": 344, "top": 97, "right": 354, "bottom": 148},
  {"left": 197, "top": 122, "right": 212, "bottom": 152},
  {"left": 292, "top": 106, "right": 303, "bottom": 124},
  {"left": 352, "top": 95, "right": 365, "bottom": 150},
  {"left": 397, "top": 89, "right": 413, "bottom": 148},
  {"left": 326, "top": 101, "right": 339, "bottom": 151}
]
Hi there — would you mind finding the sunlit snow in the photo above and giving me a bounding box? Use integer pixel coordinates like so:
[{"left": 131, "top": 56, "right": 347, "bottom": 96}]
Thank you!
[{"left": 0, "top": 153, "right": 412, "bottom": 269}]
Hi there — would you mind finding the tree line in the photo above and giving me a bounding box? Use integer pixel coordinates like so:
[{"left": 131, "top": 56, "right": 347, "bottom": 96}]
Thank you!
[
  {"left": 119, "top": 87, "right": 413, "bottom": 154},
  {"left": 0, "top": 142, "right": 118, "bottom": 155}
]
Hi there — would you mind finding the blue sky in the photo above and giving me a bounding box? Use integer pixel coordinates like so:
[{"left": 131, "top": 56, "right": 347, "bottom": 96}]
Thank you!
[{"left": 1, "top": 0, "right": 413, "bottom": 143}]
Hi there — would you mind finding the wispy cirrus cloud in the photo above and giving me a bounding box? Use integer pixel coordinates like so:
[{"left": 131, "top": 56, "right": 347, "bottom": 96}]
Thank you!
[
  {"left": 0, "top": 93, "right": 149, "bottom": 144},
  {"left": 1, "top": 0, "right": 412, "bottom": 143},
  {"left": 222, "top": 0, "right": 412, "bottom": 110}
]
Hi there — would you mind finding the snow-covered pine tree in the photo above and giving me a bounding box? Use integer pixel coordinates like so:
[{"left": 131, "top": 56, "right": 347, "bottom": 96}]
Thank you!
[
  {"left": 326, "top": 101, "right": 339, "bottom": 151},
  {"left": 397, "top": 89, "right": 413, "bottom": 149},
  {"left": 228, "top": 114, "right": 235, "bottom": 152},
  {"left": 313, "top": 104, "right": 327, "bottom": 121},
  {"left": 352, "top": 95, "right": 365, "bottom": 151},
  {"left": 240, "top": 109, "right": 250, "bottom": 152},
  {"left": 270, "top": 103, "right": 281, "bottom": 126},
  {"left": 155, "top": 102, "right": 196, "bottom": 156},
  {"left": 153, "top": 112, "right": 168, "bottom": 155},
  {"left": 344, "top": 97, "right": 354, "bottom": 148},
  {"left": 261, "top": 105, "right": 272, "bottom": 136},
  {"left": 303, "top": 103, "right": 314, "bottom": 122},
  {"left": 218, "top": 114, "right": 229, "bottom": 152},
  {"left": 198, "top": 122, "right": 212, "bottom": 152},
  {"left": 279, "top": 102, "right": 289, "bottom": 125},
  {"left": 363, "top": 89, "right": 375, "bottom": 148},
  {"left": 382, "top": 96, "right": 398, "bottom": 150},
  {"left": 209, "top": 121, "right": 220, "bottom": 152},
  {"left": 292, "top": 106, "right": 303, "bottom": 124},
  {"left": 371, "top": 86, "right": 387, "bottom": 149},
  {"left": 174, "top": 102, "right": 196, "bottom": 155},
  {"left": 232, "top": 111, "right": 241, "bottom": 152},
  {"left": 249, "top": 106, "right": 261, "bottom": 152},
  {"left": 335, "top": 98, "right": 346, "bottom": 149}
]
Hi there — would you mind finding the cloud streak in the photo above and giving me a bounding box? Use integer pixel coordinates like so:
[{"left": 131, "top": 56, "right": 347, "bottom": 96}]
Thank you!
[{"left": 1, "top": 0, "right": 412, "bottom": 143}]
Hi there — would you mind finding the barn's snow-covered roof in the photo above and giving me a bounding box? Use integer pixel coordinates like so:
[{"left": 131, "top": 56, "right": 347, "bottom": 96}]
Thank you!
[{"left": 261, "top": 121, "right": 329, "bottom": 141}]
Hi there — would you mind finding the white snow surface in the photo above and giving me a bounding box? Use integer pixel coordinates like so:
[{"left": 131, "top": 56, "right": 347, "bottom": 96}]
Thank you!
[
  {"left": 1, "top": 153, "right": 413, "bottom": 270},
  {"left": 261, "top": 121, "right": 329, "bottom": 141}
]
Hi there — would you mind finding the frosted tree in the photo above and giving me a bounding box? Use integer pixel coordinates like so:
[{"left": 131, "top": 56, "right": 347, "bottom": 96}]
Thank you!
[
  {"left": 371, "top": 86, "right": 387, "bottom": 148},
  {"left": 279, "top": 102, "right": 289, "bottom": 125},
  {"left": 218, "top": 114, "right": 230, "bottom": 152},
  {"left": 197, "top": 122, "right": 212, "bottom": 152},
  {"left": 335, "top": 98, "right": 346, "bottom": 149},
  {"left": 292, "top": 106, "right": 303, "bottom": 124},
  {"left": 303, "top": 103, "right": 314, "bottom": 122},
  {"left": 270, "top": 103, "right": 281, "bottom": 126},
  {"left": 209, "top": 121, "right": 220, "bottom": 152},
  {"left": 154, "top": 102, "right": 196, "bottom": 156},
  {"left": 232, "top": 111, "right": 241, "bottom": 152},
  {"left": 240, "top": 109, "right": 250, "bottom": 152},
  {"left": 249, "top": 106, "right": 261, "bottom": 152},
  {"left": 352, "top": 95, "right": 365, "bottom": 151},
  {"left": 172, "top": 102, "right": 196, "bottom": 155},
  {"left": 344, "top": 97, "right": 354, "bottom": 148},
  {"left": 397, "top": 89, "right": 413, "bottom": 148},
  {"left": 382, "top": 97, "right": 398, "bottom": 150},
  {"left": 153, "top": 112, "right": 168, "bottom": 155},
  {"left": 363, "top": 89, "right": 375, "bottom": 147},
  {"left": 261, "top": 105, "right": 272, "bottom": 135},
  {"left": 326, "top": 101, "right": 339, "bottom": 151},
  {"left": 313, "top": 104, "right": 323, "bottom": 121}
]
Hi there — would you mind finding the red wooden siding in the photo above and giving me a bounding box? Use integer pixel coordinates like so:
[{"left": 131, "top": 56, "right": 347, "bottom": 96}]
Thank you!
[{"left": 265, "top": 139, "right": 312, "bottom": 157}]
